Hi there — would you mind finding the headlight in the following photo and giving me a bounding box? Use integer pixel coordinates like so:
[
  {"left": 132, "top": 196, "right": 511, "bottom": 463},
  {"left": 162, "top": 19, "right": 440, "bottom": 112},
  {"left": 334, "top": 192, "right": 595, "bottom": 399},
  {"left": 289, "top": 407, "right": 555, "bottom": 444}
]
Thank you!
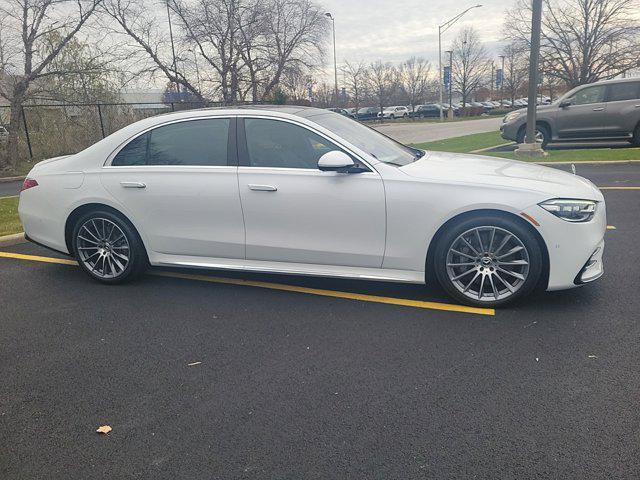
[
  {"left": 504, "top": 110, "right": 524, "bottom": 123},
  {"left": 539, "top": 199, "right": 597, "bottom": 222}
]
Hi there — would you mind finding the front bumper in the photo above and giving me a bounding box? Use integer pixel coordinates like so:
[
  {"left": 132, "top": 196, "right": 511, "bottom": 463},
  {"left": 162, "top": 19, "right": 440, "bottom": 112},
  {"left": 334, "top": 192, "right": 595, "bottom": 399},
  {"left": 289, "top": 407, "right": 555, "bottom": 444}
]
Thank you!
[
  {"left": 500, "top": 121, "right": 520, "bottom": 142},
  {"left": 521, "top": 200, "right": 607, "bottom": 291}
]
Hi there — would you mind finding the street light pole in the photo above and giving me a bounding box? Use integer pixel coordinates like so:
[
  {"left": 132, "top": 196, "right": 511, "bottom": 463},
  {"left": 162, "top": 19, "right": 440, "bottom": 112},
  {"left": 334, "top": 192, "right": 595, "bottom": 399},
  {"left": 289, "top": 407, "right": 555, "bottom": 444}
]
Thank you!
[
  {"left": 516, "top": 0, "right": 545, "bottom": 157},
  {"left": 166, "top": 0, "right": 180, "bottom": 96},
  {"left": 325, "top": 12, "right": 339, "bottom": 107},
  {"left": 438, "top": 4, "right": 483, "bottom": 122},
  {"left": 445, "top": 50, "right": 453, "bottom": 119},
  {"left": 498, "top": 54, "right": 505, "bottom": 107}
]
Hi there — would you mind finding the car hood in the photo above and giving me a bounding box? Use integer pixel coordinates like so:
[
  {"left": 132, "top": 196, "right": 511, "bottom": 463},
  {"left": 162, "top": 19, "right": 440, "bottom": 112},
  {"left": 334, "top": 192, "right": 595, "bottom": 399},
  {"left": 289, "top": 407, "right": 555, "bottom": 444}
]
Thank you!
[{"left": 401, "top": 151, "right": 603, "bottom": 201}]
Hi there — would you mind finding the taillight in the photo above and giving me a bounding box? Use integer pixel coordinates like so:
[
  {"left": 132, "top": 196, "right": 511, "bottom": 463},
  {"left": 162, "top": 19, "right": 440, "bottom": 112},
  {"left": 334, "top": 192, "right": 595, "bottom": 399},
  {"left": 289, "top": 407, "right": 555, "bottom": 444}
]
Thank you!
[{"left": 21, "top": 178, "right": 38, "bottom": 192}]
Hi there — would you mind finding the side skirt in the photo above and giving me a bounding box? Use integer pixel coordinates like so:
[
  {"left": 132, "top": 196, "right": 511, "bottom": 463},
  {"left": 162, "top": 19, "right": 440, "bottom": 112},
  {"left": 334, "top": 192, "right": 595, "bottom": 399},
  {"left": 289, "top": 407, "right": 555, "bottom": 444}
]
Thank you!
[{"left": 151, "top": 254, "right": 425, "bottom": 284}]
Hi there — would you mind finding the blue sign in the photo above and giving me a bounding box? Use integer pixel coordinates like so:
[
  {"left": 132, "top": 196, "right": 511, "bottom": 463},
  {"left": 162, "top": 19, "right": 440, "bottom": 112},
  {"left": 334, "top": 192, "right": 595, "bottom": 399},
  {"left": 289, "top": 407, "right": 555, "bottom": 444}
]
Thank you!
[
  {"left": 496, "top": 68, "right": 503, "bottom": 88},
  {"left": 443, "top": 66, "right": 451, "bottom": 88}
]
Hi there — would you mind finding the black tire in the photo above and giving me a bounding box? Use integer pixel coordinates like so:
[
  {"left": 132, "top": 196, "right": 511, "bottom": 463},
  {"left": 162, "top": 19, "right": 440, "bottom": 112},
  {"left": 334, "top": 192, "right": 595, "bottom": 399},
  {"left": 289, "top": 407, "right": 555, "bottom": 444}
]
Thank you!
[
  {"left": 517, "top": 124, "right": 550, "bottom": 148},
  {"left": 71, "top": 209, "right": 148, "bottom": 284},
  {"left": 433, "top": 213, "right": 543, "bottom": 308},
  {"left": 631, "top": 124, "right": 640, "bottom": 146},
  {"left": 390, "top": 114, "right": 395, "bottom": 120}
]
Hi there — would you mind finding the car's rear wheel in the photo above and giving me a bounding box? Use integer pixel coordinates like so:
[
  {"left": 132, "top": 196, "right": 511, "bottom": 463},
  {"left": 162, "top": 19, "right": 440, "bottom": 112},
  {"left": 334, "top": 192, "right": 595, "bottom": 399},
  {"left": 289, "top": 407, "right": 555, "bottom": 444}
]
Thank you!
[
  {"left": 390, "top": 114, "right": 395, "bottom": 119},
  {"left": 433, "top": 214, "right": 543, "bottom": 307},
  {"left": 72, "top": 210, "right": 147, "bottom": 284}
]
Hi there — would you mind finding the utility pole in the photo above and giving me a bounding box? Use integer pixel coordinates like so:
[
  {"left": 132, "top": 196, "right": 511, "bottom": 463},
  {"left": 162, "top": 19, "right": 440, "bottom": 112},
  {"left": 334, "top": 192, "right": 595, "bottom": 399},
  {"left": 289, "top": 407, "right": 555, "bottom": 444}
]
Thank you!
[
  {"left": 166, "top": 0, "right": 180, "bottom": 97},
  {"left": 516, "top": 0, "right": 545, "bottom": 157},
  {"left": 325, "top": 12, "right": 339, "bottom": 107},
  {"left": 437, "top": 4, "right": 483, "bottom": 121},
  {"left": 445, "top": 50, "right": 454, "bottom": 119},
  {"left": 498, "top": 55, "right": 505, "bottom": 107},
  {"left": 490, "top": 61, "right": 495, "bottom": 101}
]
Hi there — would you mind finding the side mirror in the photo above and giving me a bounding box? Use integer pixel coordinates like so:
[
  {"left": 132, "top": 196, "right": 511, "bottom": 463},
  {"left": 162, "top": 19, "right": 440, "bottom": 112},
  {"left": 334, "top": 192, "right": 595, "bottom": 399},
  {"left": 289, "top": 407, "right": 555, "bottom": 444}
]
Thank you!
[
  {"left": 559, "top": 98, "right": 572, "bottom": 108},
  {"left": 318, "top": 151, "right": 364, "bottom": 173}
]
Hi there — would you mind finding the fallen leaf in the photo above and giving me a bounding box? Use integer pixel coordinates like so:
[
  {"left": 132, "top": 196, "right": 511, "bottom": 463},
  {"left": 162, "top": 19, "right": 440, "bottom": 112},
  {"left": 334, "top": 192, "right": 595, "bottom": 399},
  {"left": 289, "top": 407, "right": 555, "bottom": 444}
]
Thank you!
[
  {"left": 188, "top": 362, "right": 202, "bottom": 366},
  {"left": 96, "top": 425, "right": 112, "bottom": 434},
  {"left": 588, "top": 355, "right": 598, "bottom": 359}
]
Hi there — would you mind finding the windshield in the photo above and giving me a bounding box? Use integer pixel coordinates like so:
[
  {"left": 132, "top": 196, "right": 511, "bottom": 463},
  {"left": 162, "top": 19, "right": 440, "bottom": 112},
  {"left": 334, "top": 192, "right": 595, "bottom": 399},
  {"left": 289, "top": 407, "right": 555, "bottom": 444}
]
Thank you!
[{"left": 305, "top": 112, "right": 421, "bottom": 166}]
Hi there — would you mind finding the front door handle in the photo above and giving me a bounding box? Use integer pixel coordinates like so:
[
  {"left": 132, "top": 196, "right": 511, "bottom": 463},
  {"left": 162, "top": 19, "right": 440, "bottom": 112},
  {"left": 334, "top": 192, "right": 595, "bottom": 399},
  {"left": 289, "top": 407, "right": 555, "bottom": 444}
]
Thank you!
[
  {"left": 120, "top": 181, "right": 146, "bottom": 188},
  {"left": 592, "top": 107, "right": 604, "bottom": 112},
  {"left": 248, "top": 184, "right": 277, "bottom": 192},
  {"left": 635, "top": 104, "right": 640, "bottom": 108}
]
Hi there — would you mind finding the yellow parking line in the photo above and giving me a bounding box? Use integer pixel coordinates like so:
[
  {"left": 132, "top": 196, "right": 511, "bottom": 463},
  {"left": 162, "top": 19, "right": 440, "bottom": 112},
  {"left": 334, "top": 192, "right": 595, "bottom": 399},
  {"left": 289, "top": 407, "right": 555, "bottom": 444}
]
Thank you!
[
  {"left": 599, "top": 186, "right": 640, "bottom": 190},
  {"left": 0, "top": 251, "right": 494, "bottom": 316},
  {"left": 607, "top": 225, "right": 616, "bottom": 230}
]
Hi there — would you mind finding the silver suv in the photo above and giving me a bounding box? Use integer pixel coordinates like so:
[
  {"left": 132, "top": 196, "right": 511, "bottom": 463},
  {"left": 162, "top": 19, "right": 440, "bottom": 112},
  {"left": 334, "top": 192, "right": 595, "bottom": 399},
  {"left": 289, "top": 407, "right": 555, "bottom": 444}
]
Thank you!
[{"left": 501, "top": 78, "right": 640, "bottom": 147}]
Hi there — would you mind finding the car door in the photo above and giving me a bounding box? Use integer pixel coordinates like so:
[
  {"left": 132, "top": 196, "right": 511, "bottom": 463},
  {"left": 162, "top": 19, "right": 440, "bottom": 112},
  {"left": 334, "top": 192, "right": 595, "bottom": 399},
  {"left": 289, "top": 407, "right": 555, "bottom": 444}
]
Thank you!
[
  {"left": 602, "top": 81, "right": 640, "bottom": 137},
  {"left": 237, "top": 116, "right": 386, "bottom": 268},
  {"left": 556, "top": 84, "right": 607, "bottom": 139},
  {"left": 100, "top": 117, "right": 245, "bottom": 259}
]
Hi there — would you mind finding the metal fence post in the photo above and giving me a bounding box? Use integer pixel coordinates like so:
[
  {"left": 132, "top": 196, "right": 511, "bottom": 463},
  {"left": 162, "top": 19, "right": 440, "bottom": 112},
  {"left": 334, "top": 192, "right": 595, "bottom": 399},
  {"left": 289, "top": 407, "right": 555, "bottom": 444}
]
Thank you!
[
  {"left": 21, "top": 106, "right": 33, "bottom": 159},
  {"left": 170, "top": 102, "right": 175, "bottom": 112},
  {"left": 97, "top": 104, "right": 106, "bottom": 138}
]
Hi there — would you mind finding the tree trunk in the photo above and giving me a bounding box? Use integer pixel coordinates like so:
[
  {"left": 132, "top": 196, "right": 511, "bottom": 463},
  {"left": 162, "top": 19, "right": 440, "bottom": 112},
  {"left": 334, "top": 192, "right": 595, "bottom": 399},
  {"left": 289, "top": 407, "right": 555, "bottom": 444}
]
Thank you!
[{"left": 3, "top": 89, "right": 27, "bottom": 171}]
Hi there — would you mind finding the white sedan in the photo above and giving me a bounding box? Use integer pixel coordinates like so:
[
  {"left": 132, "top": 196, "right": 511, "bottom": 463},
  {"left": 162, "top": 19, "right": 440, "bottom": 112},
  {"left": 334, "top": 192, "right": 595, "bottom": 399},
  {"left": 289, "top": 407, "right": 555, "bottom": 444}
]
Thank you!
[{"left": 18, "top": 106, "right": 606, "bottom": 307}]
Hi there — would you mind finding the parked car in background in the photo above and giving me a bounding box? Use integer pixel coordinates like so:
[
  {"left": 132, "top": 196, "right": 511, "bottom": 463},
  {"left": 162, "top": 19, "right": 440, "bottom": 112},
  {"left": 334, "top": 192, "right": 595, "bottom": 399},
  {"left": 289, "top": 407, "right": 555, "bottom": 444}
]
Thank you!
[
  {"left": 378, "top": 106, "right": 410, "bottom": 119},
  {"left": 19, "top": 105, "right": 606, "bottom": 307},
  {"left": 356, "top": 107, "right": 379, "bottom": 121},
  {"left": 501, "top": 77, "right": 640, "bottom": 147},
  {"left": 345, "top": 108, "right": 357, "bottom": 118},
  {"left": 412, "top": 104, "right": 441, "bottom": 118}
]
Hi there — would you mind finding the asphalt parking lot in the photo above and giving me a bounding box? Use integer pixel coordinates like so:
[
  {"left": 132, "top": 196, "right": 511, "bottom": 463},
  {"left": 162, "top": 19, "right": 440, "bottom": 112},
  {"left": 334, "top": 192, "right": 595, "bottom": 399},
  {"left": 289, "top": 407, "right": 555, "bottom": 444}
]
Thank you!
[{"left": 1, "top": 164, "right": 639, "bottom": 479}]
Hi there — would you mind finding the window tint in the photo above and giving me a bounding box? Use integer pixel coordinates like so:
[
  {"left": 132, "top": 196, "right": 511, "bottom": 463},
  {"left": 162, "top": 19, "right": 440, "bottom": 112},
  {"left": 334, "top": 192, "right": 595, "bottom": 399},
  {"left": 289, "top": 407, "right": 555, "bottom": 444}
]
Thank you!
[
  {"left": 112, "top": 132, "right": 148, "bottom": 166},
  {"left": 243, "top": 118, "right": 341, "bottom": 169},
  {"left": 607, "top": 82, "right": 640, "bottom": 102},
  {"left": 112, "top": 118, "right": 230, "bottom": 166},
  {"left": 573, "top": 86, "right": 606, "bottom": 105}
]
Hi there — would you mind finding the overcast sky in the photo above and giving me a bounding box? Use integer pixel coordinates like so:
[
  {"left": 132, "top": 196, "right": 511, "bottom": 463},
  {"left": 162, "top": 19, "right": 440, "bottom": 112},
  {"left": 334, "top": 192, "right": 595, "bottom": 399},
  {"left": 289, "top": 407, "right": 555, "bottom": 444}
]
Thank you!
[{"left": 320, "top": 0, "right": 507, "bottom": 72}]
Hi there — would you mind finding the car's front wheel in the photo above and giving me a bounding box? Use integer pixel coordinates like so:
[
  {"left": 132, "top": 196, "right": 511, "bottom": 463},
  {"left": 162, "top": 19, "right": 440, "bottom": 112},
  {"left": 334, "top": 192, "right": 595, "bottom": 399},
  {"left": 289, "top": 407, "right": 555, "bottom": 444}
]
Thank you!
[
  {"left": 72, "top": 210, "right": 147, "bottom": 284},
  {"left": 517, "top": 124, "right": 550, "bottom": 147},
  {"left": 433, "top": 214, "right": 543, "bottom": 307}
]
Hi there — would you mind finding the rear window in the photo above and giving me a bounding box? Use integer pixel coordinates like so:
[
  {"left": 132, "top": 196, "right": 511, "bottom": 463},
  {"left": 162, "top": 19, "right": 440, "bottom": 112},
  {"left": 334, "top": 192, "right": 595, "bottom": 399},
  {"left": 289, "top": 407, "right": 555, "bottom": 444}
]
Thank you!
[{"left": 607, "top": 82, "right": 640, "bottom": 102}]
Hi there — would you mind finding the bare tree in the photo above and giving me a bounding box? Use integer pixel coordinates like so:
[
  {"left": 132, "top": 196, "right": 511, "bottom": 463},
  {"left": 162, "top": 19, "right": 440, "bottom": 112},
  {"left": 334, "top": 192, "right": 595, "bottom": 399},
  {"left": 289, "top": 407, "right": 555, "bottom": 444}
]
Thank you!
[
  {"left": 399, "top": 57, "right": 431, "bottom": 113},
  {"left": 504, "top": 0, "right": 640, "bottom": 88},
  {"left": 450, "top": 27, "right": 490, "bottom": 107},
  {"left": 366, "top": 61, "right": 397, "bottom": 114},
  {"left": 341, "top": 60, "right": 368, "bottom": 114},
  {"left": 501, "top": 41, "right": 529, "bottom": 105},
  {"left": 0, "top": 0, "right": 102, "bottom": 169}
]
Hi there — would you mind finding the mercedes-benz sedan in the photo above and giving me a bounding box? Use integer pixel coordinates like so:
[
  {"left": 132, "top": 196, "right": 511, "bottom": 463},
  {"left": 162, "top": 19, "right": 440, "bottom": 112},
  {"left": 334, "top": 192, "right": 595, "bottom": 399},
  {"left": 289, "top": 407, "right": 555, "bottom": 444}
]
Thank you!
[{"left": 18, "top": 106, "right": 606, "bottom": 307}]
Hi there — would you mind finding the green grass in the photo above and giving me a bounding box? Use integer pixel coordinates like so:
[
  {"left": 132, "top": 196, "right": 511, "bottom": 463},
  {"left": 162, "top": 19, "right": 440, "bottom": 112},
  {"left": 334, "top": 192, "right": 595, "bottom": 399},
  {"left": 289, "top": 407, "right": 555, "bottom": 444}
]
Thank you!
[
  {"left": 0, "top": 197, "right": 22, "bottom": 236},
  {"left": 413, "top": 131, "right": 640, "bottom": 162}
]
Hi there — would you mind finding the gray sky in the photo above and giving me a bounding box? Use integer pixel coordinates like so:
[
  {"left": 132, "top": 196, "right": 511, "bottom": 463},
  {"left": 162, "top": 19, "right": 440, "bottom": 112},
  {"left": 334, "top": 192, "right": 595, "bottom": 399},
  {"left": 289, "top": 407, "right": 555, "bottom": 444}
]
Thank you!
[{"left": 321, "top": 0, "right": 507, "bottom": 70}]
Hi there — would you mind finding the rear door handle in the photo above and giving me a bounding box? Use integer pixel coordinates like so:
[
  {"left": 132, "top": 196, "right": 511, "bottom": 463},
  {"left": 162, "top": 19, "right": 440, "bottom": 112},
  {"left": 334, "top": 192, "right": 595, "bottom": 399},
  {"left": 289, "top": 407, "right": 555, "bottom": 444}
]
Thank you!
[
  {"left": 635, "top": 105, "right": 640, "bottom": 108},
  {"left": 248, "top": 184, "right": 277, "bottom": 192},
  {"left": 120, "top": 181, "right": 146, "bottom": 188},
  {"left": 592, "top": 107, "right": 605, "bottom": 111}
]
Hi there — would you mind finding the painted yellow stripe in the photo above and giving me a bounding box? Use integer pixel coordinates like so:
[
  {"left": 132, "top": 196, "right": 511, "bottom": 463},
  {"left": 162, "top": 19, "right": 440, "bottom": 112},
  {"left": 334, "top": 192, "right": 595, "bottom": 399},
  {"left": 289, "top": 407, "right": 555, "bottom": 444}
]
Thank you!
[
  {"left": 0, "top": 251, "right": 494, "bottom": 316},
  {"left": 607, "top": 225, "right": 617, "bottom": 230},
  {"left": 0, "top": 251, "right": 78, "bottom": 265},
  {"left": 599, "top": 186, "right": 640, "bottom": 190}
]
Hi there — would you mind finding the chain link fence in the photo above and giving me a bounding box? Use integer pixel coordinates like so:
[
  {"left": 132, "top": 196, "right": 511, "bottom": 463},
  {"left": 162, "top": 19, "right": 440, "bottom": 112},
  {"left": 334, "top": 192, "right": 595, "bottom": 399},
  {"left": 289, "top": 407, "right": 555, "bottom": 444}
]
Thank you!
[{"left": 0, "top": 100, "right": 247, "bottom": 162}]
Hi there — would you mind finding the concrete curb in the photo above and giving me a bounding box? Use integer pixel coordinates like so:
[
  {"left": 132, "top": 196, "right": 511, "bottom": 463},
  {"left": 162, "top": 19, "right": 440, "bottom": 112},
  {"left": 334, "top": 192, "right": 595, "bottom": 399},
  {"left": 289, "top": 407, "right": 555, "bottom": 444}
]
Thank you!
[
  {"left": 0, "top": 176, "right": 25, "bottom": 183},
  {"left": 535, "top": 159, "right": 640, "bottom": 166},
  {"left": 0, "top": 232, "right": 26, "bottom": 247}
]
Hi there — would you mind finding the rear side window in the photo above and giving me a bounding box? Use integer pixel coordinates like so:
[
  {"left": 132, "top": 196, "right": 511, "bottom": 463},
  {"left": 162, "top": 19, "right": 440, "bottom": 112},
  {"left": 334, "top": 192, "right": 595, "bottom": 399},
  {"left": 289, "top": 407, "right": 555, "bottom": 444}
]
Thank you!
[
  {"left": 607, "top": 82, "right": 640, "bottom": 102},
  {"left": 112, "top": 118, "right": 230, "bottom": 166}
]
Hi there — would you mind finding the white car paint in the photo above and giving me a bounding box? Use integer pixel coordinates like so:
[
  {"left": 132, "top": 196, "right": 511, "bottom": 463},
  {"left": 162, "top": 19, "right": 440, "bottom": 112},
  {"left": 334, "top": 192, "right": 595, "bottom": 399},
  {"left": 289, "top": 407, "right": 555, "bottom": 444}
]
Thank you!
[
  {"left": 378, "top": 106, "right": 410, "bottom": 119},
  {"left": 18, "top": 106, "right": 605, "bottom": 296}
]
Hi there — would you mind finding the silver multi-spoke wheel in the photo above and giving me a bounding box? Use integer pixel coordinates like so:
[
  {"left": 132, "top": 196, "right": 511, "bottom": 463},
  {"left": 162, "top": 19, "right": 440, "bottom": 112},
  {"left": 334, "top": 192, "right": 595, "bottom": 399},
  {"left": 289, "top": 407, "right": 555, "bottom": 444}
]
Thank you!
[
  {"left": 76, "top": 218, "right": 130, "bottom": 279},
  {"left": 446, "top": 226, "right": 530, "bottom": 303}
]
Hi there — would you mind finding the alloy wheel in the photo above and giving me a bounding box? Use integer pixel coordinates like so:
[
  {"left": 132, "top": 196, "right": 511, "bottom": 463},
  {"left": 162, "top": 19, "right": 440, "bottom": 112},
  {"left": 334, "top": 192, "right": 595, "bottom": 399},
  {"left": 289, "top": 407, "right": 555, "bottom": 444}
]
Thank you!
[
  {"left": 445, "top": 226, "right": 530, "bottom": 302},
  {"left": 76, "top": 218, "right": 130, "bottom": 279}
]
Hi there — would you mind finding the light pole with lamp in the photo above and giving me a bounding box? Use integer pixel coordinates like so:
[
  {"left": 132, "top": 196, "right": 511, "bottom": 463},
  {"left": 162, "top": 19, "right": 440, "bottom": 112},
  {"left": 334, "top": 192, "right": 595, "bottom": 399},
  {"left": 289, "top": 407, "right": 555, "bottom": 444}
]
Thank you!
[
  {"left": 438, "top": 4, "right": 482, "bottom": 121},
  {"left": 325, "top": 12, "right": 339, "bottom": 107},
  {"left": 166, "top": 0, "right": 180, "bottom": 97},
  {"left": 445, "top": 50, "right": 453, "bottom": 119}
]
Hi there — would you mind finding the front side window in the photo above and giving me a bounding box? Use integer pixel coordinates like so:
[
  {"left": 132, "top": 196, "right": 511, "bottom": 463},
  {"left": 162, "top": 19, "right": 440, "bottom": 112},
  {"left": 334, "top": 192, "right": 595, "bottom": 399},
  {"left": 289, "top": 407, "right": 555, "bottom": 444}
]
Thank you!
[
  {"left": 607, "top": 82, "right": 640, "bottom": 102},
  {"left": 243, "top": 118, "right": 341, "bottom": 169},
  {"left": 572, "top": 86, "right": 606, "bottom": 105},
  {"left": 112, "top": 118, "right": 230, "bottom": 166}
]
